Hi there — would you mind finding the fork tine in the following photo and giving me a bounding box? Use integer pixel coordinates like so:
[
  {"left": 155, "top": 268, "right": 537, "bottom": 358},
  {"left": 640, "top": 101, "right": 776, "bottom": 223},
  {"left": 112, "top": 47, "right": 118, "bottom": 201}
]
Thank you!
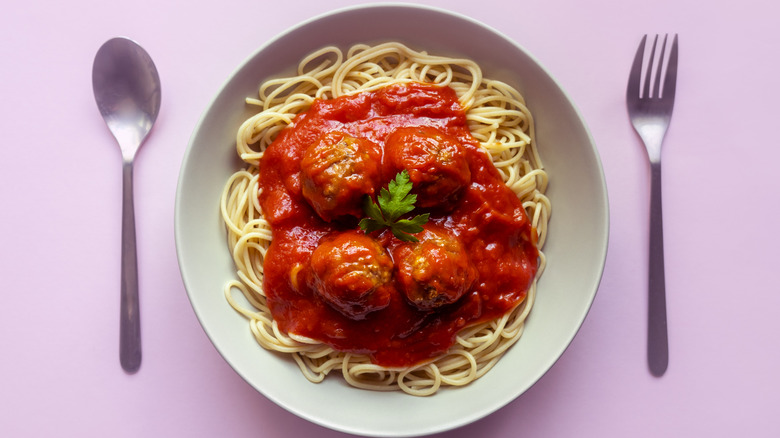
[
  {"left": 643, "top": 35, "right": 658, "bottom": 99},
  {"left": 652, "top": 35, "right": 668, "bottom": 99},
  {"left": 662, "top": 34, "right": 679, "bottom": 101},
  {"left": 627, "top": 35, "right": 647, "bottom": 98}
]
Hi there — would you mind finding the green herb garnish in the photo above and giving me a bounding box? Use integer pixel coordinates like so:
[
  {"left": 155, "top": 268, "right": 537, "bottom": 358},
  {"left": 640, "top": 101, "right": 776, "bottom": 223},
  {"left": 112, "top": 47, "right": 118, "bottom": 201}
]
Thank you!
[{"left": 359, "top": 170, "right": 429, "bottom": 242}]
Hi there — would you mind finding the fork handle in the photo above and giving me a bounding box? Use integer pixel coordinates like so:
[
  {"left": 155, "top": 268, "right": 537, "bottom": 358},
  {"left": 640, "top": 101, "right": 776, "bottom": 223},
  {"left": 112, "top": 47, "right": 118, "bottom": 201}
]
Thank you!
[{"left": 648, "top": 161, "right": 668, "bottom": 376}]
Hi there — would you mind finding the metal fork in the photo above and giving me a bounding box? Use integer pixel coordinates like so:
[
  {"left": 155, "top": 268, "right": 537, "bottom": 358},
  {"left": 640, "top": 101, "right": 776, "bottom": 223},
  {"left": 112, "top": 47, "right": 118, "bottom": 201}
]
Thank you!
[{"left": 626, "top": 34, "right": 678, "bottom": 377}]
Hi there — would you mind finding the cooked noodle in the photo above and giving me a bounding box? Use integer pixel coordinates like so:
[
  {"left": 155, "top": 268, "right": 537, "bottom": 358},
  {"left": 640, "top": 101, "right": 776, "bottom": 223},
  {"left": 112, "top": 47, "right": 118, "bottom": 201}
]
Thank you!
[{"left": 220, "top": 42, "right": 550, "bottom": 396}]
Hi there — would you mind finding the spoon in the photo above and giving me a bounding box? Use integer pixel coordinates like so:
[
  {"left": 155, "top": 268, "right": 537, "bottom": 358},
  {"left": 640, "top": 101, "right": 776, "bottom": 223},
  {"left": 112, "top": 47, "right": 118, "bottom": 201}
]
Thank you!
[{"left": 92, "top": 37, "right": 161, "bottom": 374}]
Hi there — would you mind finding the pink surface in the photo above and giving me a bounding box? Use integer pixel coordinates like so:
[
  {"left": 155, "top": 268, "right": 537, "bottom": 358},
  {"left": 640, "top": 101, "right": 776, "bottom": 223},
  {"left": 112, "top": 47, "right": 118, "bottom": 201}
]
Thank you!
[{"left": 2, "top": 0, "right": 778, "bottom": 436}]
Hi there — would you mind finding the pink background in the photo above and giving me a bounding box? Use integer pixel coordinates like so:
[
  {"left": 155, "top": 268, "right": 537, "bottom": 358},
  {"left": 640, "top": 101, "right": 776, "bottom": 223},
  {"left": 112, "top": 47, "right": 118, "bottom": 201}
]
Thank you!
[{"left": 2, "top": 0, "right": 778, "bottom": 436}]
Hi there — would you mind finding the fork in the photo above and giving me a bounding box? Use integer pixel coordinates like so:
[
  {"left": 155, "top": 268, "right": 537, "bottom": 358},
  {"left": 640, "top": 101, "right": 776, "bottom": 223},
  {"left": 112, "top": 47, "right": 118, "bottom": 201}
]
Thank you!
[{"left": 626, "top": 34, "right": 678, "bottom": 377}]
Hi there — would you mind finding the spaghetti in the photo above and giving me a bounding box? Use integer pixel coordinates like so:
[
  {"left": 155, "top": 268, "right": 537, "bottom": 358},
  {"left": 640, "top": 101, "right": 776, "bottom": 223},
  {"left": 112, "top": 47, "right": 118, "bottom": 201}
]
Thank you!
[{"left": 220, "top": 42, "right": 550, "bottom": 396}]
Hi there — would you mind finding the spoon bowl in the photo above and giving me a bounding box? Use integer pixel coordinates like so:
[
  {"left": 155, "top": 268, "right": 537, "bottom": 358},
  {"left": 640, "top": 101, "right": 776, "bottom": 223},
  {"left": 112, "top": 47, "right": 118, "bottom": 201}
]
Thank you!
[
  {"left": 92, "top": 37, "right": 161, "bottom": 373},
  {"left": 93, "top": 37, "right": 161, "bottom": 157}
]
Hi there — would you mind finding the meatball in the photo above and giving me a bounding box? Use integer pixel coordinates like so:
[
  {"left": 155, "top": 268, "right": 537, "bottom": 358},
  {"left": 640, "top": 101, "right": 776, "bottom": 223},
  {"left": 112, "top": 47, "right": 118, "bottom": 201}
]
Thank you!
[
  {"left": 383, "top": 126, "right": 471, "bottom": 210},
  {"left": 309, "top": 231, "right": 394, "bottom": 320},
  {"left": 300, "top": 131, "right": 382, "bottom": 222},
  {"left": 393, "top": 226, "right": 477, "bottom": 311}
]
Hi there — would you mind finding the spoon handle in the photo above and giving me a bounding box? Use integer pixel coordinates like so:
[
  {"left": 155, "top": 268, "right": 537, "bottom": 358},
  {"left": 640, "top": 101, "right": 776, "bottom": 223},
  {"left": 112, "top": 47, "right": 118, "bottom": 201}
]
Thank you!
[{"left": 120, "top": 159, "right": 142, "bottom": 373}]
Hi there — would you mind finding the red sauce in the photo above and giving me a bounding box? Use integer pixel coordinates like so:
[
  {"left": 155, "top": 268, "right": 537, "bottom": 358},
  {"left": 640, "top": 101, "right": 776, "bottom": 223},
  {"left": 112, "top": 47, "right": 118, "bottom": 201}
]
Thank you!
[{"left": 258, "top": 82, "right": 538, "bottom": 368}]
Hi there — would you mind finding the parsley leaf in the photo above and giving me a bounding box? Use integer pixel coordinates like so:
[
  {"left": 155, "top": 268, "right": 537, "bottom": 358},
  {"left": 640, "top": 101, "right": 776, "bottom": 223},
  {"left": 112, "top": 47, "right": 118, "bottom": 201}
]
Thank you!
[
  {"left": 358, "top": 170, "right": 429, "bottom": 242},
  {"left": 378, "top": 171, "right": 417, "bottom": 221}
]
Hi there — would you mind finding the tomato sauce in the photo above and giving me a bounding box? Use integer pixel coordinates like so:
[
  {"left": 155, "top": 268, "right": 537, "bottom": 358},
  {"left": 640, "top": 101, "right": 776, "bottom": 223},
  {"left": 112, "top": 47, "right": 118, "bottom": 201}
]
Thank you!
[{"left": 258, "top": 82, "right": 538, "bottom": 368}]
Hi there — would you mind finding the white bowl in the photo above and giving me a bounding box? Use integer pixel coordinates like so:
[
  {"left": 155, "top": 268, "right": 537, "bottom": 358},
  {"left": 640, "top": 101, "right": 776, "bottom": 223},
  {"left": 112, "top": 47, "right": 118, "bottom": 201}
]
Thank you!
[{"left": 175, "top": 4, "right": 608, "bottom": 437}]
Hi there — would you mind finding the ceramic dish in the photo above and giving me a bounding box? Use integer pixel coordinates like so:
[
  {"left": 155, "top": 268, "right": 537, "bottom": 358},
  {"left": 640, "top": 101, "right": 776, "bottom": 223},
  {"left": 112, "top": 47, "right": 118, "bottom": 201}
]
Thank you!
[{"left": 175, "top": 4, "right": 608, "bottom": 436}]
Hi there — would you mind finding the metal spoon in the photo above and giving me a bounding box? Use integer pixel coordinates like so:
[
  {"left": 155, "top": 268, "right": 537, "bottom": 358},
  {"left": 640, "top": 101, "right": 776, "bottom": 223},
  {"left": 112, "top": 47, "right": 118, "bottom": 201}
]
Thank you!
[{"left": 92, "top": 37, "right": 161, "bottom": 374}]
